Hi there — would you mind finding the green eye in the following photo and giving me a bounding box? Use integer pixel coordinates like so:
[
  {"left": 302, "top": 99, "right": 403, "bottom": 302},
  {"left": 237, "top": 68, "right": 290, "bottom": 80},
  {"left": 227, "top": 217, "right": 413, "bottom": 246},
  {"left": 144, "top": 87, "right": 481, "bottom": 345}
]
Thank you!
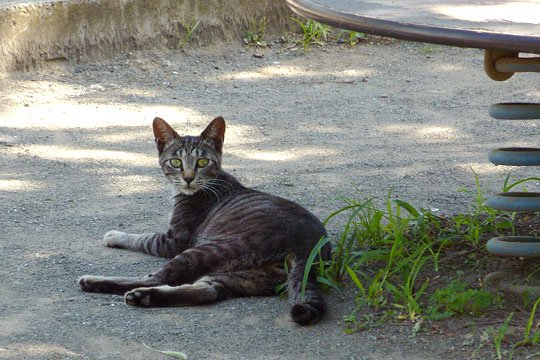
[
  {"left": 169, "top": 158, "right": 182, "bottom": 168},
  {"left": 197, "top": 158, "right": 209, "bottom": 168}
]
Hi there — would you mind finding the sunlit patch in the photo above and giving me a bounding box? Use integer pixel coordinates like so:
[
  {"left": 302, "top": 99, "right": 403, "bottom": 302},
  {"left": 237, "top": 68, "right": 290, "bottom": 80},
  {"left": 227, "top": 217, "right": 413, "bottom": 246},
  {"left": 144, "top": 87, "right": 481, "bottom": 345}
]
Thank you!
[
  {"left": 381, "top": 124, "right": 413, "bottom": 134},
  {"left": 1, "top": 79, "right": 202, "bottom": 130},
  {"left": 5, "top": 145, "right": 155, "bottom": 166},
  {"left": 435, "top": 3, "right": 540, "bottom": 24},
  {"left": 243, "top": 151, "right": 296, "bottom": 161},
  {"left": 95, "top": 131, "right": 147, "bottom": 143},
  {"left": 28, "top": 251, "right": 56, "bottom": 259},
  {"left": 0, "top": 343, "right": 81, "bottom": 358},
  {"left": 223, "top": 65, "right": 304, "bottom": 80},
  {"left": 0, "top": 179, "right": 42, "bottom": 191},
  {"left": 382, "top": 124, "right": 462, "bottom": 141},
  {"left": 527, "top": 89, "right": 540, "bottom": 98},
  {"left": 3, "top": 81, "right": 86, "bottom": 104},
  {"left": 219, "top": 65, "right": 371, "bottom": 81},
  {"left": 106, "top": 175, "right": 161, "bottom": 195},
  {"left": 456, "top": 163, "right": 515, "bottom": 175},
  {"left": 221, "top": 124, "right": 259, "bottom": 145},
  {"left": 437, "top": 63, "right": 464, "bottom": 72},
  {"left": 237, "top": 147, "right": 339, "bottom": 161},
  {"left": 1, "top": 103, "right": 203, "bottom": 130},
  {"left": 416, "top": 126, "right": 457, "bottom": 139},
  {"left": 337, "top": 69, "right": 367, "bottom": 77}
]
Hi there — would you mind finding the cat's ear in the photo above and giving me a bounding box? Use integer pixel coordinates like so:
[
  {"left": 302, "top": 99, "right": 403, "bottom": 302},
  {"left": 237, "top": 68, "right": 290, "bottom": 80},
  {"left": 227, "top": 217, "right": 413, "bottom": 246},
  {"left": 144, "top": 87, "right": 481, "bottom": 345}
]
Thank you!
[
  {"left": 153, "top": 117, "right": 180, "bottom": 154},
  {"left": 200, "top": 116, "right": 226, "bottom": 153}
]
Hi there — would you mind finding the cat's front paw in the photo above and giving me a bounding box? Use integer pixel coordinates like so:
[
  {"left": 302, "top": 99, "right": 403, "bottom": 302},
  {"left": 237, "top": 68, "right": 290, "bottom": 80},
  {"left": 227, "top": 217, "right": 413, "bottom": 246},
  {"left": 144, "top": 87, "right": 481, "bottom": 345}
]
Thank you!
[{"left": 102, "top": 230, "right": 127, "bottom": 248}]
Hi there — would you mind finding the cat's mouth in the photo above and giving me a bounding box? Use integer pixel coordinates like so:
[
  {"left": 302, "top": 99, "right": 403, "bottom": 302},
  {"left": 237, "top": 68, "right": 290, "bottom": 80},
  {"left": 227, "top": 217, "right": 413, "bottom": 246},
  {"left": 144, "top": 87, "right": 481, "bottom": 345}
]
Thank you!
[
  {"left": 181, "top": 188, "right": 198, "bottom": 195},
  {"left": 173, "top": 180, "right": 200, "bottom": 196}
]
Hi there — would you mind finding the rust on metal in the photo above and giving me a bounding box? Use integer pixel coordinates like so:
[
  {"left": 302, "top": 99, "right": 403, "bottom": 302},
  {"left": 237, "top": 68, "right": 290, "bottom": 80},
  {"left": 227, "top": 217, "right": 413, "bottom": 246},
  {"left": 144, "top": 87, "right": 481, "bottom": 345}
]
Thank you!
[
  {"left": 483, "top": 50, "right": 517, "bottom": 81},
  {"left": 495, "top": 56, "right": 540, "bottom": 74}
]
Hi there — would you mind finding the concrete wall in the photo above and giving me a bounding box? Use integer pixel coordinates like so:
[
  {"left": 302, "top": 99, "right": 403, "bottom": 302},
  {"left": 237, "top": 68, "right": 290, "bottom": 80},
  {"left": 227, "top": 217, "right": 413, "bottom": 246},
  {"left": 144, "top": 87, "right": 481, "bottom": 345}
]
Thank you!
[{"left": 0, "top": 0, "right": 294, "bottom": 73}]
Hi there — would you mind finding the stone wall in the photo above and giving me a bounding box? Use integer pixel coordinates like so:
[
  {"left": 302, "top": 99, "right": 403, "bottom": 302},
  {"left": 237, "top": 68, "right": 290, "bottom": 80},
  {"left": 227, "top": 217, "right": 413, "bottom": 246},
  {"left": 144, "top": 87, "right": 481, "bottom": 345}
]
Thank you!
[{"left": 0, "top": 0, "right": 294, "bottom": 73}]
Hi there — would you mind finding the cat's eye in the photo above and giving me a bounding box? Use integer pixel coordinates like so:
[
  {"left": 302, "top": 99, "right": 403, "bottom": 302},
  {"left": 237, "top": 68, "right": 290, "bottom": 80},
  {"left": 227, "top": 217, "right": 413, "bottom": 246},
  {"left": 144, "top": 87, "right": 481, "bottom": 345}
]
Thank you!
[
  {"left": 169, "top": 158, "right": 182, "bottom": 168},
  {"left": 196, "top": 158, "right": 209, "bottom": 168}
]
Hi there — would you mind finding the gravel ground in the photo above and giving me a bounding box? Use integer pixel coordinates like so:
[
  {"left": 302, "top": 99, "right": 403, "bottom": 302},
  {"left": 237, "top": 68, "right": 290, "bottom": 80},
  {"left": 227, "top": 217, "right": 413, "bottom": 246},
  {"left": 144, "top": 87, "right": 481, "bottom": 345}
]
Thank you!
[{"left": 1, "top": 40, "right": 539, "bottom": 359}]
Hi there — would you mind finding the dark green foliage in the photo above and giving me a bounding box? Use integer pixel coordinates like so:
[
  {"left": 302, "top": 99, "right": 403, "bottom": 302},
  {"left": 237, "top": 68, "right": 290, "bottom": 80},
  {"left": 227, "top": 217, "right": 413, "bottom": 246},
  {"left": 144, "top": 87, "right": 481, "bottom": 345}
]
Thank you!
[{"left": 427, "top": 280, "right": 493, "bottom": 319}]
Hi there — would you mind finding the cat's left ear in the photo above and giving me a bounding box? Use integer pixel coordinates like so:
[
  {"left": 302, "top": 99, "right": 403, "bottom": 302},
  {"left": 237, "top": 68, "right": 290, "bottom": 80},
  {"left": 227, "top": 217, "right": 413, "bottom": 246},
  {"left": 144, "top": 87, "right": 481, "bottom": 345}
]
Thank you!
[
  {"left": 200, "top": 116, "right": 226, "bottom": 154},
  {"left": 153, "top": 117, "right": 180, "bottom": 154}
]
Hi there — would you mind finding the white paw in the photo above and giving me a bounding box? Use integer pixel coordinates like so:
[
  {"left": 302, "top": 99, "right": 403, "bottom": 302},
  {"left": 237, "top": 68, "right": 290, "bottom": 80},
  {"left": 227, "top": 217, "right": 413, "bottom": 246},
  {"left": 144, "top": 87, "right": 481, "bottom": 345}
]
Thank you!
[
  {"left": 125, "top": 287, "right": 153, "bottom": 307},
  {"left": 102, "top": 230, "right": 127, "bottom": 247}
]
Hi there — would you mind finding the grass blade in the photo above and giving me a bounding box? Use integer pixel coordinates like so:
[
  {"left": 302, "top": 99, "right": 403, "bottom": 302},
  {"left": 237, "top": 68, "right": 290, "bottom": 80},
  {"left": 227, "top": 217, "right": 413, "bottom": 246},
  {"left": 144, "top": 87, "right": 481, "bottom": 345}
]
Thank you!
[
  {"left": 393, "top": 199, "right": 420, "bottom": 217},
  {"left": 346, "top": 264, "right": 366, "bottom": 296},
  {"left": 301, "top": 236, "right": 331, "bottom": 301},
  {"left": 142, "top": 342, "right": 188, "bottom": 360}
]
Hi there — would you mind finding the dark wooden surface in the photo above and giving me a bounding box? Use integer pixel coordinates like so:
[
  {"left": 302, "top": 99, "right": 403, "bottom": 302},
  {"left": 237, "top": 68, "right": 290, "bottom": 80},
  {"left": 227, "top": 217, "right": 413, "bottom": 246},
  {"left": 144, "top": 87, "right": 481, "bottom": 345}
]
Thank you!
[{"left": 286, "top": 0, "right": 540, "bottom": 53}]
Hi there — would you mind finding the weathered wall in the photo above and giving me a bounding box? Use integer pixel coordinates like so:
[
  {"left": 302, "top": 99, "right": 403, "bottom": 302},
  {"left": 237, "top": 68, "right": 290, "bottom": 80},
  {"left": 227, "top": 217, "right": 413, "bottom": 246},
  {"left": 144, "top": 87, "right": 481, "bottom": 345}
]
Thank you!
[{"left": 0, "top": 0, "right": 294, "bottom": 73}]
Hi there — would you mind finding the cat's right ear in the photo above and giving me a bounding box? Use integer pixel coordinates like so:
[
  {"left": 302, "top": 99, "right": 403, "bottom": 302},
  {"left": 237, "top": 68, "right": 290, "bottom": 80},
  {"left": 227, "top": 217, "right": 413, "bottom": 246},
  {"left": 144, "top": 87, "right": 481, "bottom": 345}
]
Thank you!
[{"left": 153, "top": 117, "right": 180, "bottom": 154}]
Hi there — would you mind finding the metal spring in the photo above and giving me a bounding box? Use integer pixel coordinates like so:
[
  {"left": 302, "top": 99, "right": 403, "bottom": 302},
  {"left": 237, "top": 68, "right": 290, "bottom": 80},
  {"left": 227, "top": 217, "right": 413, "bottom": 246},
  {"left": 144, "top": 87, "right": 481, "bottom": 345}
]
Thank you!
[{"left": 484, "top": 50, "right": 540, "bottom": 260}]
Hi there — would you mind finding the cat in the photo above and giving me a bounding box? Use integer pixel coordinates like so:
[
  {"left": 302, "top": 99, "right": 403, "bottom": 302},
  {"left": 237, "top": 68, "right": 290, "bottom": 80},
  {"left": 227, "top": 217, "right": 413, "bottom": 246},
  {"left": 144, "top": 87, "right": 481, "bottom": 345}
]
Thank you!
[{"left": 78, "top": 116, "right": 330, "bottom": 325}]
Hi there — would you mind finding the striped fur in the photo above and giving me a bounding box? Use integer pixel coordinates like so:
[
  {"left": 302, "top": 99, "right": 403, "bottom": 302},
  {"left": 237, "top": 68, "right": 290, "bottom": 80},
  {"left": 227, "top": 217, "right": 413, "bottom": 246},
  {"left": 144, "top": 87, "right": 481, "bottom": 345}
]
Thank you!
[{"left": 79, "top": 117, "right": 330, "bottom": 325}]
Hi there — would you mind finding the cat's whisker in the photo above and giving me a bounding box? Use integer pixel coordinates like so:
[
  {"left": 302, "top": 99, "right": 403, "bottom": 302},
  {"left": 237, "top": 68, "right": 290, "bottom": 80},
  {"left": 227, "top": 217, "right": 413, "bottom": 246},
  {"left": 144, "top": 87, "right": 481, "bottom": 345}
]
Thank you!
[
  {"left": 199, "top": 186, "right": 212, "bottom": 200},
  {"left": 205, "top": 184, "right": 229, "bottom": 200},
  {"left": 201, "top": 183, "right": 222, "bottom": 202},
  {"left": 206, "top": 179, "right": 234, "bottom": 196},
  {"left": 210, "top": 178, "right": 234, "bottom": 187},
  {"left": 204, "top": 182, "right": 225, "bottom": 195},
  {"left": 206, "top": 182, "right": 227, "bottom": 193}
]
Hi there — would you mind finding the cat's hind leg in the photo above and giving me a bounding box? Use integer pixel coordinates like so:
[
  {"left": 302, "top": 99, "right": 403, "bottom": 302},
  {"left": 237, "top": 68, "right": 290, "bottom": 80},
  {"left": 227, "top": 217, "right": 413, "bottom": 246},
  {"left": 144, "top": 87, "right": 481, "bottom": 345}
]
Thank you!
[
  {"left": 79, "top": 244, "right": 222, "bottom": 296},
  {"left": 125, "top": 267, "right": 286, "bottom": 307},
  {"left": 78, "top": 274, "right": 162, "bottom": 295}
]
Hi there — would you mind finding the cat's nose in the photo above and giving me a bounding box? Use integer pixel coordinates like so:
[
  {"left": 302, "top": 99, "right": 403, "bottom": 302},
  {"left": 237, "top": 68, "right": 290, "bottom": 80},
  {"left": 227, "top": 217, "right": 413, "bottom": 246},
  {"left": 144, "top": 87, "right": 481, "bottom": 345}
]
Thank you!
[{"left": 182, "top": 170, "right": 195, "bottom": 185}]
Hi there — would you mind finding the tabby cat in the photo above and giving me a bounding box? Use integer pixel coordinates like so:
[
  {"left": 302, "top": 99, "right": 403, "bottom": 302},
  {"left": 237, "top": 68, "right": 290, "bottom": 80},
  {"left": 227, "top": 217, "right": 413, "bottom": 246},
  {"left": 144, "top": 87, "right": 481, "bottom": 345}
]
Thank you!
[{"left": 78, "top": 116, "right": 330, "bottom": 325}]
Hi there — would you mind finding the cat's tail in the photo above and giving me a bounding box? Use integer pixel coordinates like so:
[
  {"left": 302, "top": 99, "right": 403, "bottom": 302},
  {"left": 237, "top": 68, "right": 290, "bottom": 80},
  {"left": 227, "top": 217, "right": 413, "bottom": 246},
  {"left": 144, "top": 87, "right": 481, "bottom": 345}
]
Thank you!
[{"left": 287, "top": 256, "right": 328, "bottom": 325}]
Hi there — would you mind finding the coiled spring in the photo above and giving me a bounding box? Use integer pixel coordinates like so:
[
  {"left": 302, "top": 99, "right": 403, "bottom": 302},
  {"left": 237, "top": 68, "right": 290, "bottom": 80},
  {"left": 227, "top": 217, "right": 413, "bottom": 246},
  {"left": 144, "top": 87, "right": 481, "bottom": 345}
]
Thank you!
[{"left": 483, "top": 50, "right": 540, "bottom": 258}]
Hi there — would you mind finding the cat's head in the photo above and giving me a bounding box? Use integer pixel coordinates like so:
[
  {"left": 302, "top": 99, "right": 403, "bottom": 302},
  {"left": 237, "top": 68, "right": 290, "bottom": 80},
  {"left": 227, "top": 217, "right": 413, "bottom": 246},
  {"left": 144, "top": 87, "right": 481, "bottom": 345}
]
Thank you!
[{"left": 153, "top": 116, "right": 225, "bottom": 196}]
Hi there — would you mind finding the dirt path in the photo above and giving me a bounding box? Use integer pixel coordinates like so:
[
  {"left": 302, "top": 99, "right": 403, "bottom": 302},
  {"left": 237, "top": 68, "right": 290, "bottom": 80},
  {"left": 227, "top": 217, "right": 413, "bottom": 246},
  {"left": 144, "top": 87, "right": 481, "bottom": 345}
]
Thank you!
[{"left": 1, "top": 40, "right": 539, "bottom": 359}]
